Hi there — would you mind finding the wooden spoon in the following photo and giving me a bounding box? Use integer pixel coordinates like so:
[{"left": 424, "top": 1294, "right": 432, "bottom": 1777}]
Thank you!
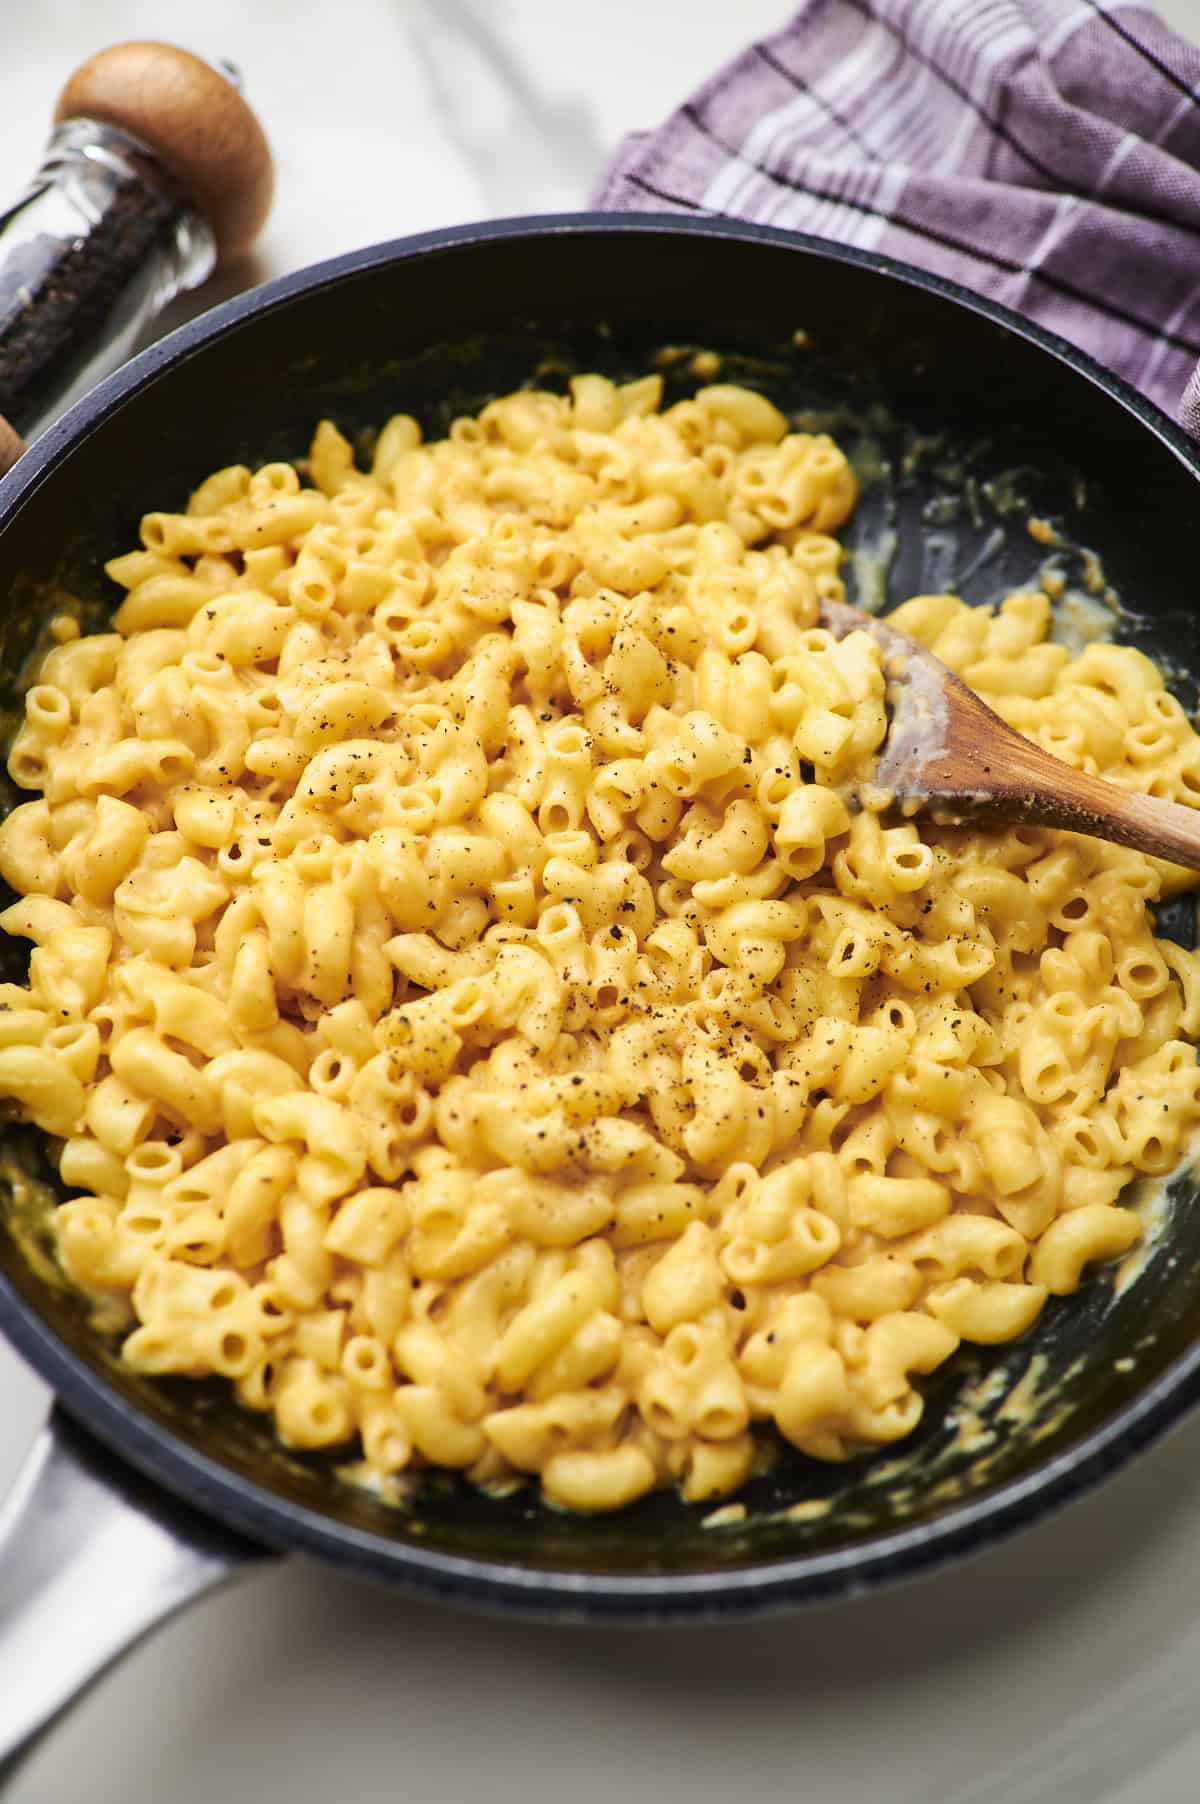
[{"left": 818, "top": 597, "right": 1200, "bottom": 870}]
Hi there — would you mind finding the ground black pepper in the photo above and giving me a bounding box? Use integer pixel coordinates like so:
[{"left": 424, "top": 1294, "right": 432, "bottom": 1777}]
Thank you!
[{"left": 0, "top": 171, "right": 180, "bottom": 433}]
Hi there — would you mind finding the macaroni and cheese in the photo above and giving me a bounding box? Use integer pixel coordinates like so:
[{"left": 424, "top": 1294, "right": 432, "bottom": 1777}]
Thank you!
[{"left": 2, "top": 373, "right": 1199, "bottom": 1513}]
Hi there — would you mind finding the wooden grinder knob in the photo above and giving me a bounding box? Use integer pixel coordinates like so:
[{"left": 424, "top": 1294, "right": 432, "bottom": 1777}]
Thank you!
[{"left": 55, "top": 41, "right": 274, "bottom": 265}]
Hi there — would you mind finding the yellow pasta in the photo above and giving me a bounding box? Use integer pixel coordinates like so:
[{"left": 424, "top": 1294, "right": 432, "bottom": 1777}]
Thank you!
[{"left": 2, "top": 372, "right": 1199, "bottom": 1512}]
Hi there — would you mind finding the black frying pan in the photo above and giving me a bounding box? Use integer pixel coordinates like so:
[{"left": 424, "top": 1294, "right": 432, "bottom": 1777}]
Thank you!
[{"left": 3, "top": 215, "right": 1200, "bottom": 1766}]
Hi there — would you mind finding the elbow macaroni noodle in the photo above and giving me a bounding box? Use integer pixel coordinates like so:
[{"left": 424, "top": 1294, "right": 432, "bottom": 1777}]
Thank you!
[{"left": 2, "top": 373, "right": 1200, "bottom": 1513}]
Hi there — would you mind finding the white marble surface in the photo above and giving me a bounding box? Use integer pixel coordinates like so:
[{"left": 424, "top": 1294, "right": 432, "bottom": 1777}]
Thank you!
[{"left": 7, "top": 0, "right": 1200, "bottom": 1799}]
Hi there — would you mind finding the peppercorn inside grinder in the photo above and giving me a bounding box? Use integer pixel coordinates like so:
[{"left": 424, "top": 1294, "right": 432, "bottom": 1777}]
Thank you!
[{"left": 0, "top": 41, "right": 273, "bottom": 478}]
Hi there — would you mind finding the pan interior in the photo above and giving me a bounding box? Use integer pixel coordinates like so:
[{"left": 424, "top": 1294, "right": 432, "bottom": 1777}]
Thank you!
[{"left": 1, "top": 224, "right": 1198, "bottom": 1587}]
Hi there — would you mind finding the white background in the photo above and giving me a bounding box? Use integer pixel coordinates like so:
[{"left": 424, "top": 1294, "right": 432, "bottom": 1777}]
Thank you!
[{"left": 6, "top": 2, "right": 1200, "bottom": 1799}]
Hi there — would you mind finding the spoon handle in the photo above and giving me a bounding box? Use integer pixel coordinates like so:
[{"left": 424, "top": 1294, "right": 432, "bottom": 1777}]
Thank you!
[{"left": 942, "top": 717, "right": 1200, "bottom": 869}]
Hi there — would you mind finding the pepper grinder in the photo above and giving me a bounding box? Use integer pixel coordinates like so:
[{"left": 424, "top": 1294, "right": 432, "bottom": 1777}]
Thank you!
[{"left": 0, "top": 41, "right": 273, "bottom": 477}]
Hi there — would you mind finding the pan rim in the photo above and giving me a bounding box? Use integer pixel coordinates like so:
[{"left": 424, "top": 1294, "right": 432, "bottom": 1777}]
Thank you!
[
  {"left": 4, "top": 210, "right": 1199, "bottom": 511},
  {"left": 3, "top": 1248, "right": 1199, "bottom": 1619},
  {"left": 2, "top": 210, "right": 1200, "bottom": 1618}
]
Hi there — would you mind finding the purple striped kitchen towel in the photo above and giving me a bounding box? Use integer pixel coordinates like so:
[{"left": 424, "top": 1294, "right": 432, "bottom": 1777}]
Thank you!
[{"left": 594, "top": 0, "right": 1200, "bottom": 438}]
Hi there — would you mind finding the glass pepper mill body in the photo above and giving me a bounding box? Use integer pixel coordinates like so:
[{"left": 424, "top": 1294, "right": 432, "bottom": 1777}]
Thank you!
[{"left": 0, "top": 118, "right": 216, "bottom": 442}]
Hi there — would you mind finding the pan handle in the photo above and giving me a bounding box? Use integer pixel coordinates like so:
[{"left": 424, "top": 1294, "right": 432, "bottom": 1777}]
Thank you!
[{"left": 0, "top": 1405, "right": 269, "bottom": 1786}]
